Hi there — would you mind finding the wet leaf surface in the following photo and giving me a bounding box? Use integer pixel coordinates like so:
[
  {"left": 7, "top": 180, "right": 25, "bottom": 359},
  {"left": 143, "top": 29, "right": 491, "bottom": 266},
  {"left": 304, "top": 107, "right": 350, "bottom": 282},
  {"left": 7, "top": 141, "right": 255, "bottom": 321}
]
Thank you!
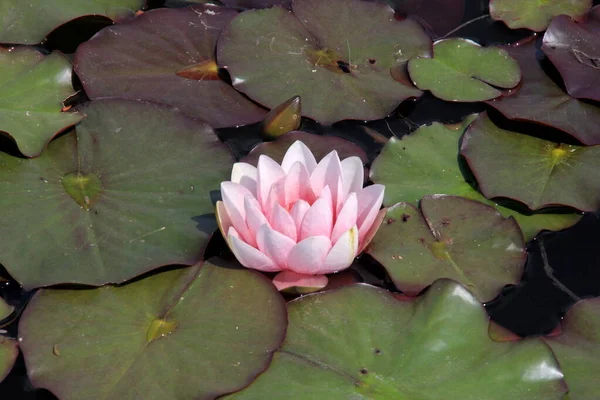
[
  {"left": 18, "top": 260, "right": 287, "bottom": 400},
  {"left": 217, "top": 0, "right": 431, "bottom": 124},
  {"left": 367, "top": 195, "right": 526, "bottom": 301},
  {"left": 0, "top": 48, "right": 83, "bottom": 158},
  {"left": 0, "top": 99, "right": 233, "bottom": 289},
  {"left": 490, "top": 0, "right": 592, "bottom": 32},
  {"left": 74, "top": 6, "right": 267, "bottom": 129},
  {"left": 226, "top": 280, "right": 567, "bottom": 399},
  {"left": 461, "top": 113, "right": 600, "bottom": 212}
]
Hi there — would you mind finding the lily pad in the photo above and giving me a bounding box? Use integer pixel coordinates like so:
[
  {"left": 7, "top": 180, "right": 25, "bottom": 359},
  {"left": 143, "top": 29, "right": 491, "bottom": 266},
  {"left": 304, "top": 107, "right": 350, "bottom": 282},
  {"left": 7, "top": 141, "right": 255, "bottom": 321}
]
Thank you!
[
  {"left": 369, "top": 117, "right": 581, "bottom": 241},
  {"left": 487, "top": 38, "right": 600, "bottom": 145},
  {"left": 227, "top": 279, "right": 567, "bottom": 399},
  {"left": 221, "top": 0, "right": 291, "bottom": 8},
  {"left": 0, "top": 336, "right": 18, "bottom": 384},
  {"left": 545, "top": 297, "right": 600, "bottom": 400},
  {"left": 0, "top": 99, "right": 233, "bottom": 289},
  {"left": 408, "top": 38, "right": 521, "bottom": 102},
  {"left": 217, "top": 0, "right": 431, "bottom": 124},
  {"left": 490, "top": 0, "right": 592, "bottom": 32},
  {"left": 0, "top": 0, "right": 144, "bottom": 44},
  {"left": 18, "top": 260, "right": 287, "bottom": 400},
  {"left": 542, "top": 6, "right": 600, "bottom": 102},
  {"left": 74, "top": 5, "right": 267, "bottom": 129},
  {"left": 367, "top": 195, "right": 525, "bottom": 301},
  {"left": 0, "top": 297, "right": 13, "bottom": 321},
  {"left": 0, "top": 47, "right": 83, "bottom": 157},
  {"left": 461, "top": 113, "right": 600, "bottom": 212}
]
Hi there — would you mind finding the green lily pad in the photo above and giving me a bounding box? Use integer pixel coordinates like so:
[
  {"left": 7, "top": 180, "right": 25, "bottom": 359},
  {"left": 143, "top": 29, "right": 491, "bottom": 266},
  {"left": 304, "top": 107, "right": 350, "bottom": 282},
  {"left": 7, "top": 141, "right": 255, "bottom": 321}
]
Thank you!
[
  {"left": 0, "top": 99, "right": 234, "bottom": 289},
  {"left": 461, "top": 113, "right": 600, "bottom": 212},
  {"left": 367, "top": 195, "right": 525, "bottom": 301},
  {"left": 0, "top": 336, "right": 18, "bottom": 384},
  {"left": 0, "top": 297, "right": 13, "bottom": 321},
  {"left": 408, "top": 38, "right": 521, "bottom": 102},
  {"left": 0, "top": 47, "right": 83, "bottom": 157},
  {"left": 490, "top": 0, "right": 592, "bottom": 32},
  {"left": 18, "top": 260, "right": 287, "bottom": 400},
  {"left": 369, "top": 117, "right": 581, "bottom": 241},
  {"left": 226, "top": 279, "right": 567, "bottom": 399},
  {"left": 0, "top": 0, "right": 144, "bottom": 44},
  {"left": 217, "top": 0, "right": 431, "bottom": 124},
  {"left": 74, "top": 6, "right": 267, "bottom": 129},
  {"left": 545, "top": 298, "right": 600, "bottom": 400}
]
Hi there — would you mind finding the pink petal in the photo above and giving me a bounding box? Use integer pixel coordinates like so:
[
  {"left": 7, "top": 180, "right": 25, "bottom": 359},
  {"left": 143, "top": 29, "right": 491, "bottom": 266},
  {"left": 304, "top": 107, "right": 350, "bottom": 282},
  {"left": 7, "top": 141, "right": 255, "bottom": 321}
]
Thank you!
[
  {"left": 215, "top": 200, "right": 232, "bottom": 240},
  {"left": 359, "top": 207, "right": 386, "bottom": 253},
  {"left": 282, "top": 161, "right": 310, "bottom": 207},
  {"left": 231, "top": 162, "right": 257, "bottom": 196},
  {"left": 310, "top": 150, "right": 342, "bottom": 200},
  {"left": 244, "top": 196, "right": 270, "bottom": 238},
  {"left": 263, "top": 180, "right": 286, "bottom": 221},
  {"left": 318, "top": 226, "right": 359, "bottom": 274},
  {"left": 286, "top": 235, "right": 332, "bottom": 274},
  {"left": 272, "top": 271, "right": 328, "bottom": 292},
  {"left": 331, "top": 192, "right": 357, "bottom": 243},
  {"left": 256, "top": 155, "right": 285, "bottom": 209},
  {"left": 341, "top": 156, "right": 364, "bottom": 198},
  {"left": 290, "top": 200, "right": 310, "bottom": 238},
  {"left": 299, "top": 186, "right": 333, "bottom": 241},
  {"left": 221, "top": 181, "right": 253, "bottom": 244},
  {"left": 256, "top": 224, "right": 296, "bottom": 269},
  {"left": 281, "top": 140, "right": 317, "bottom": 174},
  {"left": 271, "top": 204, "right": 297, "bottom": 242},
  {"left": 228, "top": 227, "right": 279, "bottom": 272},
  {"left": 357, "top": 184, "right": 385, "bottom": 239}
]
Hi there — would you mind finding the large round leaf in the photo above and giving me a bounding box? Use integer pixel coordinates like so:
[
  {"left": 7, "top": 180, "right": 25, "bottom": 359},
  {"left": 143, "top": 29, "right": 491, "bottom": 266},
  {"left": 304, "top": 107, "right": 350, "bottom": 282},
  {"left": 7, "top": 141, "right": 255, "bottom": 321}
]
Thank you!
[
  {"left": 461, "top": 113, "right": 600, "bottom": 212},
  {"left": 0, "top": 0, "right": 144, "bottom": 44},
  {"left": 0, "top": 99, "right": 233, "bottom": 289},
  {"left": 217, "top": 0, "right": 431, "bottom": 124},
  {"left": 18, "top": 260, "right": 287, "bottom": 400},
  {"left": 408, "top": 38, "right": 521, "bottom": 102},
  {"left": 74, "top": 6, "right": 267, "bottom": 129},
  {"left": 542, "top": 6, "right": 600, "bottom": 102},
  {"left": 0, "top": 47, "right": 83, "bottom": 157},
  {"left": 369, "top": 116, "right": 581, "bottom": 241},
  {"left": 227, "top": 279, "right": 567, "bottom": 399},
  {"left": 0, "top": 336, "right": 18, "bottom": 384},
  {"left": 487, "top": 38, "right": 600, "bottom": 145},
  {"left": 545, "top": 298, "right": 600, "bottom": 400},
  {"left": 490, "top": 0, "right": 592, "bottom": 31},
  {"left": 367, "top": 195, "right": 525, "bottom": 301}
]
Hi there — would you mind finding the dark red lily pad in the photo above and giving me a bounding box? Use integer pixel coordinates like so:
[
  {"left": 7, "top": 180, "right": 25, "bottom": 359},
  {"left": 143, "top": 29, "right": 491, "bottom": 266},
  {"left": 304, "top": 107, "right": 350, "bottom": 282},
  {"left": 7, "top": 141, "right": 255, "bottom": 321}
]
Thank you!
[
  {"left": 19, "top": 260, "right": 287, "bottom": 400},
  {"left": 74, "top": 5, "right": 266, "bottom": 129},
  {"left": 542, "top": 6, "right": 600, "bottom": 102},
  {"left": 461, "top": 113, "right": 600, "bottom": 212},
  {"left": 487, "top": 38, "right": 600, "bottom": 145},
  {"left": 367, "top": 195, "right": 526, "bottom": 301},
  {"left": 217, "top": 0, "right": 431, "bottom": 124},
  {"left": 0, "top": 99, "right": 233, "bottom": 289},
  {"left": 490, "top": 0, "right": 592, "bottom": 32}
]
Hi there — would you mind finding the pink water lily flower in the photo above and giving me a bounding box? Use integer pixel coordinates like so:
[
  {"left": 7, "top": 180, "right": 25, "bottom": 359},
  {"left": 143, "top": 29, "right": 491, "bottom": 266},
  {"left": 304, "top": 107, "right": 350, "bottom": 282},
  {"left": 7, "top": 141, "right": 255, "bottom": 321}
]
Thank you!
[{"left": 216, "top": 140, "right": 385, "bottom": 291}]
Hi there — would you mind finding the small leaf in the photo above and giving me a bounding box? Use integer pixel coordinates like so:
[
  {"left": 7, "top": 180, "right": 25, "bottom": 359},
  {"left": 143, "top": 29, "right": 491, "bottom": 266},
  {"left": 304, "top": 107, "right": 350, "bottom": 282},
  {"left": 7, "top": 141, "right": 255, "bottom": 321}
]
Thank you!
[
  {"left": 261, "top": 96, "right": 302, "bottom": 140},
  {"left": 490, "top": 0, "right": 592, "bottom": 32}
]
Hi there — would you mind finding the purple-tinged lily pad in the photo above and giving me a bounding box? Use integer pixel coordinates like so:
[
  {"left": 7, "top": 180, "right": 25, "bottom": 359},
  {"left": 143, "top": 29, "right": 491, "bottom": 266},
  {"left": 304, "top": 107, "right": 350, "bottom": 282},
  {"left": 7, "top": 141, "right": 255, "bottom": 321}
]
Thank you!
[
  {"left": 226, "top": 279, "right": 567, "bottom": 399},
  {"left": 217, "top": 0, "right": 431, "bottom": 124},
  {"left": 0, "top": 99, "right": 233, "bottom": 289},
  {"left": 487, "top": 38, "right": 600, "bottom": 145},
  {"left": 408, "top": 38, "right": 521, "bottom": 102},
  {"left": 542, "top": 6, "right": 600, "bottom": 102},
  {"left": 0, "top": 0, "right": 144, "bottom": 44},
  {"left": 19, "top": 260, "right": 287, "bottom": 400},
  {"left": 0, "top": 336, "right": 18, "bottom": 384},
  {"left": 221, "top": 0, "right": 291, "bottom": 8},
  {"left": 367, "top": 195, "right": 525, "bottom": 301},
  {"left": 461, "top": 113, "right": 600, "bottom": 212},
  {"left": 490, "top": 0, "right": 592, "bottom": 32},
  {"left": 369, "top": 116, "right": 581, "bottom": 241},
  {"left": 545, "top": 297, "right": 600, "bottom": 400},
  {"left": 0, "top": 47, "right": 83, "bottom": 157},
  {"left": 74, "top": 6, "right": 266, "bottom": 129}
]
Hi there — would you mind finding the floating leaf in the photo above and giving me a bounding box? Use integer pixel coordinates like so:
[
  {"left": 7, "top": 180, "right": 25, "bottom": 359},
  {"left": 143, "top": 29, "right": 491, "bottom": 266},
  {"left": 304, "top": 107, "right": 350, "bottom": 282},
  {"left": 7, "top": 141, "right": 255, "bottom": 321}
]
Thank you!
[
  {"left": 0, "top": 336, "right": 18, "bottom": 383},
  {"left": 19, "top": 260, "right": 287, "bottom": 400},
  {"left": 490, "top": 0, "right": 592, "bottom": 31},
  {"left": 261, "top": 96, "right": 301, "bottom": 139},
  {"left": 367, "top": 195, "right": 525, "bottom": 301},
  {"left": 0, "top": 99, "right": 233, "bottom": 289},
  {"left": 461, "top": 113, "right": 600, "bottom": 212},
  {"left": 0, "top": 47, "right": 83, "bottom": 157},
  {"left": 0, "top": 297, "right": 13, "bottom": 321},
  {"left": 487, "top": 38, "right": 600, "bottom": 145},
  {"left": 0, "top": 0, "right": 144, "bottom": 44},
  {"left": 74, "top": 6, "right": 266, "bottom": 129},
  {"left": 369, "top": 117, "right": 582, "bottom": 241},
  {"left": 227, "top": 280, "right": 567, "bottom": 399},
  {"left": 221, "top": 0, "right": 291, "bottom": 8},
  {"left": 545, "top": 297, "right": 600, "bottom": 400},
  {"left": 408, "top": 38, "right": 521, "bottom": 102},
  {"left": 542, "top": 6, "right": 600, "bottom": 102},
  {"left": 217, "top": 0, "right": 431, "bottom": 124}
]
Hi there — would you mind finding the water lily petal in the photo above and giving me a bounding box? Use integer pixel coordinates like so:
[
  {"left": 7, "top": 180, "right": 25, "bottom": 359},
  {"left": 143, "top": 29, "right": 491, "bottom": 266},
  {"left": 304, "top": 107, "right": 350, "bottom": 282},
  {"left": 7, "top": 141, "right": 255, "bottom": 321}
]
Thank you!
[
  {"left": 357, "top": 184, "right": 385, "bottom": 237},
  {"left": 282, "top": 161, "right": 310, "bottom": 207},
  {"left": 256, "top": 155, "right": 285, "bottom": 209},
  {"left": 221, "top": 181, "right": 253, "bottom": 243},
  {"left": 319, "top": 226, "right": 359, "bottom": 274},
  {"left": 310, "top": 150, "right": 342, "bottom": 201},
  {"left": 341, "top": 156, "right": 364, "bottom": 198},
  {"left": 215, "top": 200, "right": 232, "bottom": 240},
  {"left": 257, "top": 224, "right": 296, "bottom": 269},
  {"left": 287, "top": 235, "right": 332, "bottom": 274},
  {"left": 290, "top": 199, "right": 310, "bottom": 238},
  {"left": 358, "top": 207, "right": 386, "bottom": 253},
  {"left": 228, "top": 227, "right": 278, "bottom": 272},
  {"left": 331, "top": 192, "right": 357, "bottom": 243},
  {"left": 281, "top": 140, "right": 317, "bottom": 174},
  {"left": 271, "top": 204, "right": 297, "bottom": 242},
  {"left": 299, "top": 186, "right": 333, "bottom": 241},
  {"left": 272, "top": 271, "right": 328, "bottom": 292},
  {"left": 245, "top": 196, "right": 270, "bottom": 238},
  {"left": 231, "top": 162, "right": 257, "bottom": 196}
]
